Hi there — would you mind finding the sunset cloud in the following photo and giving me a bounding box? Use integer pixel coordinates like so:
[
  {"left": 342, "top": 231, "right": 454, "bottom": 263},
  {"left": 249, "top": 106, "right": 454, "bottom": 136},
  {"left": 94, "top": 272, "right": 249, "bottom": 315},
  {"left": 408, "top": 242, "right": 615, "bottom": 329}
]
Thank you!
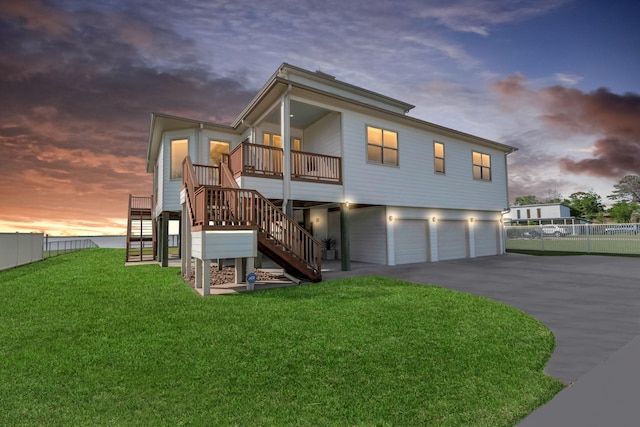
[{"left": 493, "top": 75, "right": 640, "bottom": 179}]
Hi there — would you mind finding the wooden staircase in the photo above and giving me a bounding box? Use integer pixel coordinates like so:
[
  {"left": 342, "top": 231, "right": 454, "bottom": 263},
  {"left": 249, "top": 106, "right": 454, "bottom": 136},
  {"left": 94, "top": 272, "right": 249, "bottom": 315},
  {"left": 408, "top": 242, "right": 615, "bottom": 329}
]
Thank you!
[
  {"left": 126, "top": 195, "right": 156, "bottom": 262},
  {"left": 183, "top": 157, "right": 322, "bottom": 282}
]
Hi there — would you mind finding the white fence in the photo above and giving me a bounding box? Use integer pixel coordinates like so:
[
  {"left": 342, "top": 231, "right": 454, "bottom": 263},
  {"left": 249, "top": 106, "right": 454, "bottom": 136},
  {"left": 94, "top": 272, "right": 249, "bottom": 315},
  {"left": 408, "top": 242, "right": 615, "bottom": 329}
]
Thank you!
[
  {"left": 0, "top": 233, "right": 44, "bottom": 271},
  {"left": 505, "top": 223, "right": 640, "bottom": 255}
]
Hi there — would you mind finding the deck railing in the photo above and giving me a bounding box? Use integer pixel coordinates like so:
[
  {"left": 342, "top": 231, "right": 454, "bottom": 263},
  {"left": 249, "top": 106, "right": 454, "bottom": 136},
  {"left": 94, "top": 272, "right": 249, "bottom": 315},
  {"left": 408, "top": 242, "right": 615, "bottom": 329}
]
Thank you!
[
  {"left": 182, "top": 157, "right": 321, "bottom": 275},
  {"left": 291, "top": 150, "right": 342, "bottom": 184},
  {"left": 195, "top": 186, "right": 321, "bottom": 272},
  {"left": 225, "top": 142, "right": 341, "bottom": 184},
  {"left": 227, "top": 142, "right": 283, "bottom": 178},
  {"left": 193, "top": 164, "right": 220, "bottom": 186}
]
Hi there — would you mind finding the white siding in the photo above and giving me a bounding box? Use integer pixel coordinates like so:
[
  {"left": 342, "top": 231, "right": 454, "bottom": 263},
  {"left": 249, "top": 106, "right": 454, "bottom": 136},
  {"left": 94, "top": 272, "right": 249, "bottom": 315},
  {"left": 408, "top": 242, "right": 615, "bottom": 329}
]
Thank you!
[
  {"left": 162, "top": 129, "right": 197, "bottom": 212},
  {"left": 238, "top": 176, "right": 284, "bottom": 200},
  {"left": 328, "top": 210, "right": 341, "bottom": 259},
  {"left": 302, "top": 110, "right": 341, "bottom": 157},
  {"left": 474, "top": 221, "right": 499, "bottom": 257},
  {"left": 437, "top": 220, "right": 468, "bottom": 261},
  {"left": 349, "top": 206, "right": 386, "bottom": 264},
  {"left": 341, "top": 111, "right": 508, "bottom": 212},
  {"left": 192, "top": 230, "right": 257, "bottom": 260},
  {"left": 394, "top": 220, "right": 428, "bottom": 264},
  {"left": 291, "top": 181, "right": 342, "bottom": 203}
]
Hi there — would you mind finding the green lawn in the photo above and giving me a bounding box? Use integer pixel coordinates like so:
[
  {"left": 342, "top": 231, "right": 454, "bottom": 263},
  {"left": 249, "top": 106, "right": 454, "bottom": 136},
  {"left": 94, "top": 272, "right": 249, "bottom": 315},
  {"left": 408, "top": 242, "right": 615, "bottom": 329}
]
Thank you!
[{"left": 0, "top": 249, "right": 563, "bottom": 426}]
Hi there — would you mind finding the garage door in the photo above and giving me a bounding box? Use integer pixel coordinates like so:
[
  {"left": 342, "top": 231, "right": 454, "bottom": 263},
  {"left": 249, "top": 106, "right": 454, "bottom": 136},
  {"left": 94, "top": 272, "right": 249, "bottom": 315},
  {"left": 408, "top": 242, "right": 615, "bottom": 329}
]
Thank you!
[
  {"left": 474, "top": 221, "right": 499, "bottom": 257},
  {"left": 394, "top": 220, "right": 428, "bottom": 264},
  {"left": 437, "top": 220, "right": 468, "bottom": 261}
]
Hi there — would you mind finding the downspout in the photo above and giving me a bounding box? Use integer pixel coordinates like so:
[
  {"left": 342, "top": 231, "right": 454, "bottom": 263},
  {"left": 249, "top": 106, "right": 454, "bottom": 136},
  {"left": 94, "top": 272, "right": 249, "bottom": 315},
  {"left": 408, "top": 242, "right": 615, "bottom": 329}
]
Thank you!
[{"left": 281, "top": 84, "right": 293, "bottom": 216}]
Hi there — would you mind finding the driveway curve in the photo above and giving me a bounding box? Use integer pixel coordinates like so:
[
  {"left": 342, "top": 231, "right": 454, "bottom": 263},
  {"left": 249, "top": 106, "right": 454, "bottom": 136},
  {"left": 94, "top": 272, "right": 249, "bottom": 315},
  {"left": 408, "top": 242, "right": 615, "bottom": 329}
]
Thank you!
[{"left": 323, "top": 253, "right": 640, "bottom": 384}]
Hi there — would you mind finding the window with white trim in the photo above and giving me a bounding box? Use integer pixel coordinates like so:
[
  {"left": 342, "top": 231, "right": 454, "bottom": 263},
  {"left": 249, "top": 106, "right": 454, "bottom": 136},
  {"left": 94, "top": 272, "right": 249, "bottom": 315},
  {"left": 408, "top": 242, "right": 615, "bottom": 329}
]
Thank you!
[
  {"left": 367, "top": 126, "right": 398, "bottom": 166},
  {"left": 472, "top": 151, "right": 491, "bottom": 181},
  {"left": 170, "top": 138, "right": 188, "bottom": 179},
  {"left": 209, "top": 140, "right": 229, "bottom": 166},
  {"left": 434, "top": 142, "right": 445, "bottom": 173},
  {"left": 263, "top": 132, "right": 282, "bottom": 148}
]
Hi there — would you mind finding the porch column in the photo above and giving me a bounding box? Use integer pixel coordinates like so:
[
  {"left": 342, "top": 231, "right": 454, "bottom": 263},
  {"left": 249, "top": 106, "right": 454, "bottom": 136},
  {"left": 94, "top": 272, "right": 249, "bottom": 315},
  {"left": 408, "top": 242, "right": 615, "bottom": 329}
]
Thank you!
[
  {"left": 202, "top": 259, "right": 210, "bottom": 296},
  {"left": 181, "top": 204, "right": 188, "bottom": 275},
  {"left": 281, "top": 91, "right": 291, "bottom": 214},
  {"left": 340, "top": 202, "right": 351, "bottom": 271}
]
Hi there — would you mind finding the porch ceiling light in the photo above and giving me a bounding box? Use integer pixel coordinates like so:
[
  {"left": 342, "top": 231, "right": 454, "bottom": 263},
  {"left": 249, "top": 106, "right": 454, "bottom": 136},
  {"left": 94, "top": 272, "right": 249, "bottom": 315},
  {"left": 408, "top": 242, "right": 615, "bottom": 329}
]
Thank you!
[
  {"left": 432, "top": 216, "right": 437, "bottom": 222},
  {"left": 388, "top": 215, "right": 393, "bottom": 222}
]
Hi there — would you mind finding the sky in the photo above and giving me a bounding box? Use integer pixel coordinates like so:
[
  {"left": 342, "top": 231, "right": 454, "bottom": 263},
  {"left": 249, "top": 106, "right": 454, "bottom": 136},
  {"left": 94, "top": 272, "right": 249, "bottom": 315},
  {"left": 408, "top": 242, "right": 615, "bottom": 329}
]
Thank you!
[{"left": 1, "top": 0, "right": 639, "bottom": 235}]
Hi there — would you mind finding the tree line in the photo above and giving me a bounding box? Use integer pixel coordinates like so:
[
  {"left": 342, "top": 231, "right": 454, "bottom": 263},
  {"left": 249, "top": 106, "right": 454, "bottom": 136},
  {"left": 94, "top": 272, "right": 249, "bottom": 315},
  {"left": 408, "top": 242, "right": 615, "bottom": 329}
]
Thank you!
[{"left": 513, "top": 175, "right": 640, "bottom": 223}]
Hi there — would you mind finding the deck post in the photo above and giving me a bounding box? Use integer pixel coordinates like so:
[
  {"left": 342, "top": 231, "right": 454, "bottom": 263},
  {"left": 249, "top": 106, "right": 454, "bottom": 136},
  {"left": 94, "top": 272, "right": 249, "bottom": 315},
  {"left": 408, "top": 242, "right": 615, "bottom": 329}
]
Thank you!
[
  {"left": 234, "top": 257, "right": 244, "bottom": 285},
  {"left": 160, "top": 212, "right": 169, "bottom": 267},
  {"left": 195, "top": 258, "right": 202, "bottom": 289},
  {"left": 340, "top": 202, "right": 351, "bottom": 271},
  {"left": 202, "top": 260, "right": 210, "bottom": 296}
]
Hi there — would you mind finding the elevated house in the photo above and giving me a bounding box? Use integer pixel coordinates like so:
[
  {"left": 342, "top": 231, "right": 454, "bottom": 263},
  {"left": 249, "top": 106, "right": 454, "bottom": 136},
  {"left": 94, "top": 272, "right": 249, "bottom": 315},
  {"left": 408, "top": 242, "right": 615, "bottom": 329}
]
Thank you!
[
  {"left": 504, "top": 203, "right": 588, "bottom": 225},
  {"left": 127, "top": 63, "right": 517, "bottom": 291}
]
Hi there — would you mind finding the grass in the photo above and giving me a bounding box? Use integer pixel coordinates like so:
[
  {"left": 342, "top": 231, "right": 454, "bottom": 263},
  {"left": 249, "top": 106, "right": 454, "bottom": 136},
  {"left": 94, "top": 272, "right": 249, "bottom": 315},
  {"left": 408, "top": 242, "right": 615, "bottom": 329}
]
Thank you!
[{"left": 0, "top": 249, "right": 563, "bottom": 426}]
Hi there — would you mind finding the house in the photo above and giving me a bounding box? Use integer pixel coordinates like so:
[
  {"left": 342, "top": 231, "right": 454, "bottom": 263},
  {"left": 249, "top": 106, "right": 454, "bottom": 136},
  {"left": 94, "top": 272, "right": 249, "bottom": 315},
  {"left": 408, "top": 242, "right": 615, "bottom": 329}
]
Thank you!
[
  {"left": 127, "top": 63, "right": 517, "bottom": 290},
  {"left": 504, "top": 203, "right": 587, "bottom": 225}
]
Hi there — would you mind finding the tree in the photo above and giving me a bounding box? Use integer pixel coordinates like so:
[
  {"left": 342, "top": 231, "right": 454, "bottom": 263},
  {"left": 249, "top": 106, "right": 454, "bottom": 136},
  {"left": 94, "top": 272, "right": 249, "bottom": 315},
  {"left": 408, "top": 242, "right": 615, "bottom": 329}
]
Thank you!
[
  {"left": 567, "top": 191, "right": 605, "bottom": 220},
  {"left": 608, "top": 201, "right": 639, "bottom": 223},
  {"left": 513, "top": 195, "right": 540, "bottom": 205},
  {"left": 608, "top": 175, "right": 640, "bottom": 203}
]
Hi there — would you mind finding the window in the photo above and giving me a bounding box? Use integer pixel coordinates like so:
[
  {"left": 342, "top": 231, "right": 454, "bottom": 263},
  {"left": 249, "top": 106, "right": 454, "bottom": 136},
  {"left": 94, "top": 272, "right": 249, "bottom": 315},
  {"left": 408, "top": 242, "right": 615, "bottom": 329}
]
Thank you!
[
  {"left": 472, "top": 151, "right": 491, "bottom": 181},
  {"left": 527, "top": 209, "right": 531, "bottom": 219},
  {"left": 434, "top": 142, "right": 445, "bottom": 173},
  {"left": 263, "top": 132, "right": 282, "bottom": 148},
  {"left": 537, "top": 208, "right": 542, "bottom": 218},
  {"left": 170, "top": 138, "right": 188, "bottom": 179},
  {"left": 367, "top": 126, "right": 398, "bottom": 166},
  {"left": 263, "top": 133, "right": 301, "bottom": 150},
  {"left": 209, "top": 140, "right": 229, "bottom": 166},
  {"left": 517, "top": 210, "right": 521, "bottom": 219}
]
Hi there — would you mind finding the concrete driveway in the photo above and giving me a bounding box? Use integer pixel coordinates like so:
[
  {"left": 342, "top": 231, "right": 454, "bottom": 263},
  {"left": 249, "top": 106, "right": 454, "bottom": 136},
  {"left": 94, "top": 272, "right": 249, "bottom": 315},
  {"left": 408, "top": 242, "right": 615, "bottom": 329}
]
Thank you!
[{"left": 323, "top": 253, "right": 640, "bottom": 384}]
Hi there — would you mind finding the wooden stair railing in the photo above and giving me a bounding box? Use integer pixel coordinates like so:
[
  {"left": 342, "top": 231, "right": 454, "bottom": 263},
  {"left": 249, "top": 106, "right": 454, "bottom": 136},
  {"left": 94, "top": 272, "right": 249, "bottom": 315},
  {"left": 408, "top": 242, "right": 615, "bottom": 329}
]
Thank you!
[{"left": 125, "top": 195, "right": 155, "bottom": 262}]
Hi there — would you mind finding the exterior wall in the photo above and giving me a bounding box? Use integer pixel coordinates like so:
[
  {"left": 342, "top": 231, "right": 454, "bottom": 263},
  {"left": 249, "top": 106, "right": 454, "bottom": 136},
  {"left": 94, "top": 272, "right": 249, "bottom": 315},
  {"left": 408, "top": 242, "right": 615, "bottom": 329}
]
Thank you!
[
  {"left": 341, "top": 110, "right": 508, "bottom": 212},
  {"left": 197, "top": 129, "right": 242, "bottom": 165},
  {"left": 301, "top": 110, "right": 341, "bottom": 157},
  {"left": 162, "top": 129, "right": 197, "bottom": 213},
  {"left": 349, "top": 206, "right": 387, "bottom": 264},
  {"left": 291, "top": 181, "right": 342, "bottom": 203},
  {"left": 192, "top": 230, "right": 257, "bottom": 260},
  {"left": 0, "top": 233, "right": 43, "bottom": 271},
  {"left": 237, "top": 176, "right": 283, "bottom": 200}
]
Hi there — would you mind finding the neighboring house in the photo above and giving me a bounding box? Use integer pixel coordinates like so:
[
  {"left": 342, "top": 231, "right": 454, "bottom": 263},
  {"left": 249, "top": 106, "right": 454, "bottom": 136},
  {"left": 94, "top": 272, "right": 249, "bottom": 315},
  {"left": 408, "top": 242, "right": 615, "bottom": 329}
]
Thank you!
[
  {"left": 504, "top": 203, "right": 588, "bottom": 225},
  {"left": 128, "top": 63, "right": 517, "bottom": 286}
]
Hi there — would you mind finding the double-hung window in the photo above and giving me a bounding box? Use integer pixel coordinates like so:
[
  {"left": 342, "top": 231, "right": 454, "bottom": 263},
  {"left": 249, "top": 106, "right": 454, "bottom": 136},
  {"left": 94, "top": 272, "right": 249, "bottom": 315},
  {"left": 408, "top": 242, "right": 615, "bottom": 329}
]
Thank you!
[
  {"left": 367, "top": 126, "right": 398, "bottom": 166},
  {"left": 434, "top": 142, "right": 445, "bottom": 173},
  {"left": 472, "top": 151, "right": 491, "bottom": 181}
]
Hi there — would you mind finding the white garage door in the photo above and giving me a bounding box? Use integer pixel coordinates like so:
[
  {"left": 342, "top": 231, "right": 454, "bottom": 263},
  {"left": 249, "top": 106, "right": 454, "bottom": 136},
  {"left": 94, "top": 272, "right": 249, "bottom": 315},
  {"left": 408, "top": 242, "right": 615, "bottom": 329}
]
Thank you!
[
  {"left": 394, "top": 220, "right": 428, "bottom": 264},
  {"left": 474, "top": 221, "right": 499, "bottom": 257},
  {"left": 350, "top": 206, "right": 387, "bottom": 264},
  {"left": 437, "top": 220, "right": 468, "bottom": 261}
]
